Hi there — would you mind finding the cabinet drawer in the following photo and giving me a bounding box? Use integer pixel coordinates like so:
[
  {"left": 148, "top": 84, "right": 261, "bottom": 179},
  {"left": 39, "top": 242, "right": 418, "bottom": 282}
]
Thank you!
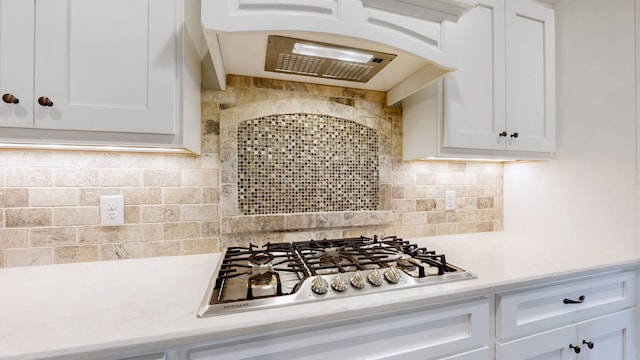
[
  {"left": 496, "top": 270, "right": 636, "bottom": 339},
  {"left": 185, "top": 298, "right": 490, "bottom": 360}
]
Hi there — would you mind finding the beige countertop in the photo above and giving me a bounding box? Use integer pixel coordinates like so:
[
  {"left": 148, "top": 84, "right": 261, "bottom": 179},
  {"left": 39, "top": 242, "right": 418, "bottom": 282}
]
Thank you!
[{"left": 1, "top": 231, "right": 638, "bottom": 360}]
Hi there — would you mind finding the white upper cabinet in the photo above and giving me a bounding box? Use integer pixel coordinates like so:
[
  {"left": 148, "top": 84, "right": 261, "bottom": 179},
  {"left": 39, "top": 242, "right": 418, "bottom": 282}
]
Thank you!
[
  {"left": 0, "top": 0, "right": 201, "bottom": 153},
  {"left": 403, "top": 0, "right": 555, "bottom": 160},
  {"left": 33, "top": 0, "right": 176, "bottom": 134},
  {"left": 0, "top": 0, "right": 34, "bottom": 128},
  {"left": 504, "top": 0, "right": 555, "bottom": 153},
  {"left": 442, "top": 0, "right": 506, "bottom": 151}
]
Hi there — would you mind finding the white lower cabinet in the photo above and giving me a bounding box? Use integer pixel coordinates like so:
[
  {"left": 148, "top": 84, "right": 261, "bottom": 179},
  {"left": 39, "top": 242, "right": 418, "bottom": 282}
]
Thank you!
[
  {"left": 495, "top": 270, "right": 637, "bottom": 360},
  {"left": 109, "top": 269, "right": 639, "bottom": 360},
  {"left": 182, "top": 298, "right": 490, "bottom": 360},
  {"left": 496, "top": 308, "right": 636, "bottom": 360}
]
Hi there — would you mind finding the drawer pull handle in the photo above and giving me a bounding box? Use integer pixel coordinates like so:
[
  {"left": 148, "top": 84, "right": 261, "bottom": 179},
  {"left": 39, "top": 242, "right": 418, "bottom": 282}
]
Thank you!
[
  {"left": 583, "top": 340, "right": 594, "bottom": 349},
  {"left": 499, "top": 131, "right": 507, "bottom": 137},
  {"left": 38, "top": 96, "right": 54, "bottom": 107},
  {"left": 2, "top": 93, "right": 19, "bottom": 104},
  {"left": 569, "top": 344, "right": 581, "bottom": 354},
  {"left": 563, "top": 295, "right": 585, "bottom": 304}
]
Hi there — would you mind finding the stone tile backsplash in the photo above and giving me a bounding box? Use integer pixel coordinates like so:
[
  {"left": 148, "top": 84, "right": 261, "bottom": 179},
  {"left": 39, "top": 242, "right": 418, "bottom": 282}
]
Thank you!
[{"left": 0, "top": 75, "right": 503, "bottom": 267}]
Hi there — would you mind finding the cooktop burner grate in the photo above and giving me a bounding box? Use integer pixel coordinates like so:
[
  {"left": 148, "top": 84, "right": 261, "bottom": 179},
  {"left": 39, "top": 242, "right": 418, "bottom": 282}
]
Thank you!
[{"left": 198, "top": 235, "right": 476, "bottom": 317}]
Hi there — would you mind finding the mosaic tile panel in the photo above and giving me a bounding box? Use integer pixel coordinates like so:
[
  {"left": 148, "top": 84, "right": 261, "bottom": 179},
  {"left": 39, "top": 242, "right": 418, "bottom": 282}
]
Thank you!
[{"left": 238, "top": 114, "right": 379, "bottom": 215}]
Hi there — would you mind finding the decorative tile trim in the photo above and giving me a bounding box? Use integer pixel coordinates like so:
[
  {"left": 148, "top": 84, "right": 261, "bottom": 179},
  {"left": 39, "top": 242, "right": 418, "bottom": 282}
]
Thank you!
[
  {"left": 220, "top": 211, "right": 392, "bottom": 234},
  {"left": 219, "top": 98, "right": 392, "bottom": 234}
]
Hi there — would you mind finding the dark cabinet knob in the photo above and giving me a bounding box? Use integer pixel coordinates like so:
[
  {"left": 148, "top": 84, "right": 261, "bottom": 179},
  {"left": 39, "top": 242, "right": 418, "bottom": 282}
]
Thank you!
[
  {"left": 2, "top": 93, "right": 19, "bottom": 104},
  {"left": 510, "top": 132, "right": 519, "bottom": 138},
  {"left": 569, "top": 344, "right": 581, "bottom": 354},
  {"left": 38, "top": 96, "right": 54, "bottom": 107},
  {"left": 582, "top": 340, "right": 594, "bottom": 349},
  {"left": 499, "top": 131, "right": 507, "bottom": 137},
  {"left": 563, "top": 295, "right": 585, "bottom": 304}
]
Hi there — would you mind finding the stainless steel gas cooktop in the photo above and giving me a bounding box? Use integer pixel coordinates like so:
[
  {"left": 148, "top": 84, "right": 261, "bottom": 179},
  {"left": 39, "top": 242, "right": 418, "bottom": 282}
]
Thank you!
[{"left": 197, "top": 235, "right": 476, "bottom": 317}]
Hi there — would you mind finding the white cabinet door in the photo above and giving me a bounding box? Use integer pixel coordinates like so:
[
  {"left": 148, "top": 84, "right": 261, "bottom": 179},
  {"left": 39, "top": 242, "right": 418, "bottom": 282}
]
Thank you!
[
  {"left": 497, "top": 309, "right": 638, "bottom": 360},
  {"left": 0, "top": 0, "right": 34, "bottom": 128},
  {"left": 505, "top": 0, "right": 555, "bottom": 152},
  {"left": 443, "top": 0, "right": 506, "bottom": 151},
  {"left": 496, "top": 324, "right": 574, "bottom": 360},
  {"left": 33, "top": 0, "right": 176, "bottom": 134},
  {"left": 436, "top": 0, "right": 555, "bottom": 156},
  {"left": 577, "top": 308, "right": 637, "bottom": 360}
]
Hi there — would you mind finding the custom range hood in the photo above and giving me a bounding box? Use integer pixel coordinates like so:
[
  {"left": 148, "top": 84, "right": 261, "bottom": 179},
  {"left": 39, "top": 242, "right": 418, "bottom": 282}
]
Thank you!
[{"left": 201, "top": 0, "right": 477, "bottom": 105}]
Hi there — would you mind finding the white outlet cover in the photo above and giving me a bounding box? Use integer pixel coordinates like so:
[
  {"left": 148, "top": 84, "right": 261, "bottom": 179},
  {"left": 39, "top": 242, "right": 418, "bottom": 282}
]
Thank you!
[
  {"left": 445, "top": 190, "right": 456, "bottom": 211},
  {"left": 100, "top": 195, "right": 124, "bottom": 226}
]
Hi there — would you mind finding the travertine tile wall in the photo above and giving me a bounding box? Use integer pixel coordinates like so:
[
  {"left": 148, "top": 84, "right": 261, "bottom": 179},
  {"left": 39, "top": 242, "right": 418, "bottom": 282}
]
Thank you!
[
  {"left": 0, "top": 75, "right": 503, "bottom": 268},
  {"left": 0, "top": 152, "right": 220, "bottom": 267}
]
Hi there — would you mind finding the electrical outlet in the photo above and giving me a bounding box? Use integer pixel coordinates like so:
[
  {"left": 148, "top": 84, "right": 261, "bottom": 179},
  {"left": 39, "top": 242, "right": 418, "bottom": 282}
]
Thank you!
[
  {"left": 100, "top": 195, "right": 124, "bottom": 226},
  {"left": 445, "top": 190, "right": 456, "bottom": 211}
]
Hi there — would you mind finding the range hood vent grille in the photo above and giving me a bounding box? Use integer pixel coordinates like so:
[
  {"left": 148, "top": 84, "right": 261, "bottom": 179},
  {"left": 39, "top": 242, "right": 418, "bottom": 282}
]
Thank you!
[{"left": 266, "top": 35, "right": 396, "bottom": 83}]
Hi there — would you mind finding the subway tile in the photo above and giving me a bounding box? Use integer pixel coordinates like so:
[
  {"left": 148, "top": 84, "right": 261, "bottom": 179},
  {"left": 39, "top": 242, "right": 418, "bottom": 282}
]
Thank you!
[
  {"left": 5, "top": 247, "right": 53, "bottom": 267},
  {"left": 55, "top": 169, "right": 99, "bottom": 187},
  {"left": 184, "top": 238, "right": 218, "bottom": 255},
  {"left": 78, "top": 226, "right": 122, "bottom": 244},
  {"left": 123, "top": 224, "right": 163, "bottom": 242},
  {"left": 402, "top": 212, "right": 427, "bottom": 226},
  {"left": 477, "top": 221, "right": 495, "bottom": 232},
  {"left": 54, "top": 245, "right": 99, "bottom": 264},
  {"left": 31, "top": 189, "right": 78, "bottom": 207},
  {"left": 164, "top": 222, "right": 200, "bottom": 240},
  {"left": 0, "top": 188, "right": 29, "bottom": 207},
  {"left": 98, "top": 169, "right": 142, "bottom": 187},
  {"left": 99, "top": 242, "right": 142, "bottom": 260},
  {"left": 143, "top": 170, "right": 182, "bottom": 187},
  {"left": 391, "top": 199, "right": 416, "bottom": 213},
  {"left": 163, "top": 188, "right": 202, "bottom": 205},
  {"left": 183, "top": 169, "right": 219, "bottom": 187},
  {"left": 78, "top": 188, "right": 119, "bottom": 206},
  {"left": 6, "top": 168, "right": 53, "bottom": 187},
  {"left": 6, "top": 208, "right": 52, "bottom": 228},
  {"left": 53, "top": 207, "right": 99, "bottom": 226},
  {"left": 416, "top": 199, "right": 437, "bottom": 212},
  {"left": 141, "top": 205, "right": 181, "bottom": 223},
  {"left": 477, "top": 197, "right": 494, "bottom": 209},
  {"left": 0, "top": 229, "right": 29, "bottom": 248},
  {"left": 123, "top": 188, "right": 162, "bottom": 205},
  {"left": 183, "top": 205, "right": 218, "bottom": 221},
  {"left": 30, "top": 227, "right": 77, "bottom": 246},
  {"left": 142, "top": 240, "right": 182, "bottom": 257}
]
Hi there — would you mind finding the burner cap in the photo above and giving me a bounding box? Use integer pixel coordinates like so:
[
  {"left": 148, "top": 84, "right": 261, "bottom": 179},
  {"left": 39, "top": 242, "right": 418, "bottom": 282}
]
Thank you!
[{"left": 248, "top": 252, "right": 274, "bottom": 265}]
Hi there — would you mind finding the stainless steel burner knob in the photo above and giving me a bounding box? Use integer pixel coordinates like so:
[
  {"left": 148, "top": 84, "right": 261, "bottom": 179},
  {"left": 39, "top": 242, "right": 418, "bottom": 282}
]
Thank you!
[
  {"left": 384, "top": 266, "right": 400, "bottom": 284},
  {"left": 331, "top": 273, "right": 348, "bottom": 292},
  {"left": 350, "top": 271, "right": 366, "bottom": 289},
  {"left": 311, "top": 275, "right": 329, "bottom": 295},
  {"left": 367, "top": 269, "right": 383, "bottom": 287}
]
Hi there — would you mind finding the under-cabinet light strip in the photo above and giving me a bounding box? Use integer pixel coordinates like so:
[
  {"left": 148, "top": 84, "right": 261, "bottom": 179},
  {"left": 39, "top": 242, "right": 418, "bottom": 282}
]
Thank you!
[{"left": 0, "top": 142, "right": 195, "bottom": 154}]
